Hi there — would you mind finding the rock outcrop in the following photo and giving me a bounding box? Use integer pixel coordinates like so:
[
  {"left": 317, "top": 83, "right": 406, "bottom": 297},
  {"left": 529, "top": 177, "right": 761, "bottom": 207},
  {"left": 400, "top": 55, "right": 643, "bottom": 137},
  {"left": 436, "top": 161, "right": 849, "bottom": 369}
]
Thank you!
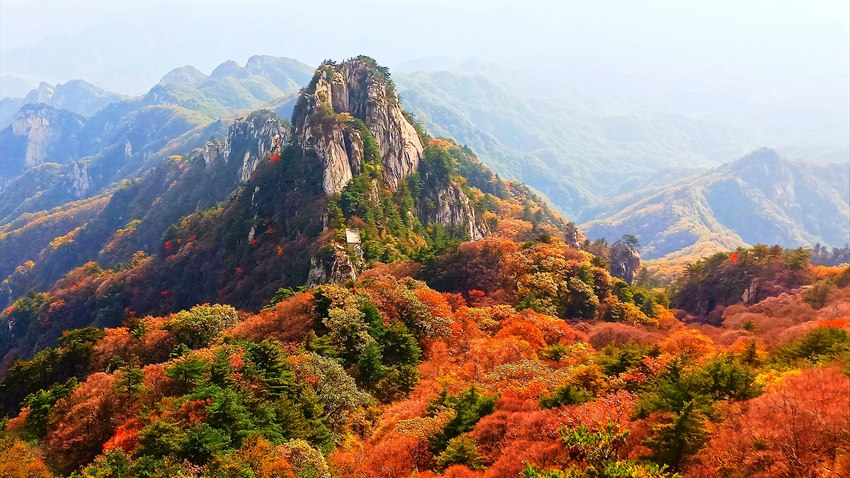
[
  {"left": 564, "top": 225, "right": 582, "bottom": 249},
  {"left": 418, "top": 182, "right": 488, "bottom": 240},
  {"left": 609, "top": 244, "right": 641, "bottom": 284},
  {"left": 307, "top": 243, "right": 360, "bottom": 286},
  {"left": 9, "top": 104, "right": 84, "bottom": 169},
  {"left": 68, "top": 161, "right": 91, "bottom": 199},
  {"left": 23, "top": 82, "right": 56, "bottom": 105},
  {"left": 293, "top": 57, "right": 424, "bottom": 194},
  {"left": 204, "top": 110, "right": 288, "bottom": 182}
]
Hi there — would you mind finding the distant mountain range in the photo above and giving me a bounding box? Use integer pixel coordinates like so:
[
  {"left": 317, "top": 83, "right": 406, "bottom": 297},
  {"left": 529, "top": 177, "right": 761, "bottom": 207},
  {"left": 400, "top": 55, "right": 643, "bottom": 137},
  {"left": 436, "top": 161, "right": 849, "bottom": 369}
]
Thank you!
[
  {"left": 1, "top": 55, "right": 848, "bottom": 270},
  {"left": 0, "top": 79, "right": 124, "bottom": 128},
  {"left": 581, "top": 148, "right": 850, "bottom": 261},
  {"left": 395, "top": 71, "right": 753, "bottom": 215},
  {"left": 0, "top": 56, "right": 314, "bottom": 222},
  {"left": 0, "top": 55, "right": 313, "bottom": 129}
]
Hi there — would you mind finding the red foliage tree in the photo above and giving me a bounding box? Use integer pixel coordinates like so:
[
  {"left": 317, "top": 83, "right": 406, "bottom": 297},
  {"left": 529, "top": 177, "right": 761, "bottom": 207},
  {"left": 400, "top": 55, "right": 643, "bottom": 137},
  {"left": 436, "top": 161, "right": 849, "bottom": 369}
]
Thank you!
[
  {"left": 690, "top": 367, "right": 850, "bottom": 477},
  {"left": 230, "top": 292, "right": 317, "bottom": 343},
  {"left": 46, "top": 372, "right": 132, "bottom": 472}
]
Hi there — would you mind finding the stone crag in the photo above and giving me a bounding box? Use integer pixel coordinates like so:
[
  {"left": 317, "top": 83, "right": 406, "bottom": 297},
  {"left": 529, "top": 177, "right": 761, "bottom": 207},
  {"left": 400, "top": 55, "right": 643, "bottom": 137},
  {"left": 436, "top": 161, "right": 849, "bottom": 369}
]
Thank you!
[{"left": 293, "top": 57, "right": 423, "bottom": 194}]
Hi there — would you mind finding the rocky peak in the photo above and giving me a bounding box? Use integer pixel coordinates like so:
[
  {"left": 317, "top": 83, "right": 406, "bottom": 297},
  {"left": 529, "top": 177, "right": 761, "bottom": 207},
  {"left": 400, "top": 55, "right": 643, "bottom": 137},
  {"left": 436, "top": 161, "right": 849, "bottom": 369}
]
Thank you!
[
  {"left": 23, "top": 82, "right": 55, "bottom": 104},
  {"left": 159, "top": 65, "right": 208, "bottom": 86},
  {"left": 10, "top": 104, "right": 84, "bottom": 168},
  {"left": 609, "top": 242, "right": 641, "bottom": 284},
  {"left": 204, "top": 110, "right": 288, "bottom": 182},
  {"left": 292, "top": 57, "right": 424, "bottom": 194}
]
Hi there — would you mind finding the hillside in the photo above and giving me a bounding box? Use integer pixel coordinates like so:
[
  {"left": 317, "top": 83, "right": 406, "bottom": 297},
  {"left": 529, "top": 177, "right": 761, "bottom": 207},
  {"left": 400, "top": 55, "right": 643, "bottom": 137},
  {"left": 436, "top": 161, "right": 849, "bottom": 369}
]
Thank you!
[
  {"left": 581, "top": 148, "right": 850, "bottom": 264},
  {"left": 0, "top": 56, "right": 848, "bottom": 478},
  {"left": 0, "top": 57, "right": 574, "bottom": 368},
  {"left": 396, "top": 70, "right": 756, "bottom": 216},
  {"left": 1, "top": 232, "right": 848, "bottom": 477}
]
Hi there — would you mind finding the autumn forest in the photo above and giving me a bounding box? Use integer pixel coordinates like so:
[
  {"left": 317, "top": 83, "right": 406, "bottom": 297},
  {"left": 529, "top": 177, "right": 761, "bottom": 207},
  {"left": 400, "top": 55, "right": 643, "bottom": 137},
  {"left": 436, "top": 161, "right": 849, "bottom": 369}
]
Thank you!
[{"left": 0, "top": 6, "right": 849, "bottom": 477}]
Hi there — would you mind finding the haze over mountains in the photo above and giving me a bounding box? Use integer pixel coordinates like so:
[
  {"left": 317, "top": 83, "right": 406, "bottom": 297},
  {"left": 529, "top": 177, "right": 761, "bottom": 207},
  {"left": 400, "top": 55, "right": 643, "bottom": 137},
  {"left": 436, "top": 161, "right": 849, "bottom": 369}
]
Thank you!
[
  {"left": 0, "top": 56, "right": 576, "bottom": 360},
  {"left": 582, "top": 148, "right": 850, "bottom": 261},
  {"left": 1, "top": 53, "right": 849, "bottom": 269},
  {"left": 0, "top": 1, "right": 849, "bottom": 473},
  {"left": 0, "top": 80, "right": 124, "bottom": 128}
]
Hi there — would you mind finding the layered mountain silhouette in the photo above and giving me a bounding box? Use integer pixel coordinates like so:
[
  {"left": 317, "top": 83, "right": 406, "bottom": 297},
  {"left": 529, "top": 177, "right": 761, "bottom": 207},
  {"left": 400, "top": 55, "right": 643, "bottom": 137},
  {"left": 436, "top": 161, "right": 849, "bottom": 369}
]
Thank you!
[
  {"left": 1, "top": 55, "right": 847, "bottom": 300},
  {"left": 582, "top": 148, "right": 850, "bottom": 261},
  {"left": 0, "top": 79, "right": 124, "bottom": 128}
]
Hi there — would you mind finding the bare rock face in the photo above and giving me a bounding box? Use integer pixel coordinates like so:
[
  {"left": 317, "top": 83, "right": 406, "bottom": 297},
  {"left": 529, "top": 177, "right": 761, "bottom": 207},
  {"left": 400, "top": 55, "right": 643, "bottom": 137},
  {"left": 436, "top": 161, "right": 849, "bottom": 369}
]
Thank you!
[
  {"left": 229, "top": 112, "right": 286, "bottom": 182},
  {"left": 419, "top": 182, "right": 488, "bottom": 240},
  {"left": 203, "top": 140, "right": 226, "bottom": 167},
  {"left": 293, "top": 57, "right": 423, "bottom": 195},
  {"left": 609, "top": 244, "right": 641, "bottom": 284},
  {"left": 205, "top": 110, "right": 288, "bottom": 182},
  {"left": 301, "top": 118, "right": 359, "bottom": 194},
  {"left": 68, "top": 161, "right": 91, "bottom": 199},
  {"left": 10, "top": 104, "right": 83, "bottom": 168},
  {"left": 307, "top": 242, "right": 360, "bottom": 286}
]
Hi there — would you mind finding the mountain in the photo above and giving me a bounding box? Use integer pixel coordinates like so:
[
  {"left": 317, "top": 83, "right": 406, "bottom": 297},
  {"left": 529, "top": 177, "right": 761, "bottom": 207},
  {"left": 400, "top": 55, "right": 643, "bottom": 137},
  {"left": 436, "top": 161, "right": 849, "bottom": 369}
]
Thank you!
[
  {"left": 0, "top": 56, "right": 574, "bottom": 368},
  {"left": 395, "top": 70, "right": 755, "bottom": 216},
  {"left": 3, "top": 59, "right": 844, "bottom": 270},
  {"left": 0, "top": 80, "right": 124, "bottom": 128},
  {"left": 0, "top": 56, "right": 317, "bottom": 224},
  {"left": 0, "top": 56, "right": 849, "bottom": 478},
  {"left": 146, "top": 56, "right": 313, "bottom": 120},
  {"left": 581, "top": 148, "right": 850, "bottom": 264},
  {"left": 158, "top": 65, "right": 209, "bottom": 86}
]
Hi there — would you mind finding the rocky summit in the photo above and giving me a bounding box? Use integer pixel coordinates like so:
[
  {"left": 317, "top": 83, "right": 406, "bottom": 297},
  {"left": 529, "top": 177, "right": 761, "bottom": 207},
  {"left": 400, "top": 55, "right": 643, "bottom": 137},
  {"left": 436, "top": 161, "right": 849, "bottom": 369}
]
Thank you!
[
  {"left": 293, "top": 57, "right": 423, "bottom": 194},
  {"left": 0, "top": 57, "right": 571, "bottom": 369}
]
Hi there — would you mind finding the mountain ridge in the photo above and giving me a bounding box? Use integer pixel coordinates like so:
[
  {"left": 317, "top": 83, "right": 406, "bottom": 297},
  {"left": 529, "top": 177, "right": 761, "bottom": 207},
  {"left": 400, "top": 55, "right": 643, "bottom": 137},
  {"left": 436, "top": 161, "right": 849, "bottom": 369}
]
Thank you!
[
  {"left": 581, "top": 147, "right": 850, "bottom": 264},
  {"left": 0, "top": 57, "right": 575, "bottom": 370},
  {"left": 1, "top": 55, "right": 847, "bottom": 294},
  {"left": 0, "top": 79, "right": 124, "bottom": 128}
]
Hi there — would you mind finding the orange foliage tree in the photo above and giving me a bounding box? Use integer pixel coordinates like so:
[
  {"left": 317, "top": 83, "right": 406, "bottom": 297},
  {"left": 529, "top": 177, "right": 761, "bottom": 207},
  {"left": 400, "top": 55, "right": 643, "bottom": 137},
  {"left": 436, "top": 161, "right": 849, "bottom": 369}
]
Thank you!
[{"left": 690, "top": 367, "right": 850, "bottom": 477}]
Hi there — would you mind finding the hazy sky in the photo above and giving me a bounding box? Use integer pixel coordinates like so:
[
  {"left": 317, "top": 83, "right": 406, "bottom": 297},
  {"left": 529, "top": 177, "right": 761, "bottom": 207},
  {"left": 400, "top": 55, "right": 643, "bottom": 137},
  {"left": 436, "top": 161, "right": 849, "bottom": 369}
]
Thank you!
[{"left": 1, "top": 0, "right": 847, "bottom": 95}]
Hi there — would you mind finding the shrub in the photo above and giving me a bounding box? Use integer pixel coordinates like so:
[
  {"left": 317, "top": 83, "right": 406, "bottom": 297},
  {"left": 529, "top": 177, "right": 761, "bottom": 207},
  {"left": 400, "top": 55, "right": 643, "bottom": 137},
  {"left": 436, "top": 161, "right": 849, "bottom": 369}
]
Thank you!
[
  {"left": 165, "top": 304, "right": 239, "bottom": 349},
  {"left": 436, "top": 436, "right": 484, "bottom": 471}
]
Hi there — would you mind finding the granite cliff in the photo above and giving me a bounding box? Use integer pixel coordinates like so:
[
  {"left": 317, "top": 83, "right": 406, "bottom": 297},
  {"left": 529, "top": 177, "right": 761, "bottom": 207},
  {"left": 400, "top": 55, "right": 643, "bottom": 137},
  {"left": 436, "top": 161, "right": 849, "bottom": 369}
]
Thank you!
[{"left": 293, "top": 57, "right": 423, "bottom": 194}]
